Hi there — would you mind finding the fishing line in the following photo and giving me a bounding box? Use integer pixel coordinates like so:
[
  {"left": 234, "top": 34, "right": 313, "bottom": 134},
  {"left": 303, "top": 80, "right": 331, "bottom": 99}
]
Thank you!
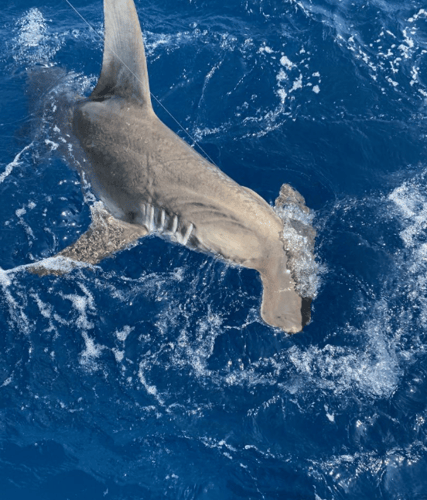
[{"left": 64, "top": 0, "right": 218, "bottom": 167}]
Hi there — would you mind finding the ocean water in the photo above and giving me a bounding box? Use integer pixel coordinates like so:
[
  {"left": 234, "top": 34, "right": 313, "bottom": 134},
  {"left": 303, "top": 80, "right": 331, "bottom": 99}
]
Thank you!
[{"left": 1, "top": 0, "right": 427, "bottom": 498}]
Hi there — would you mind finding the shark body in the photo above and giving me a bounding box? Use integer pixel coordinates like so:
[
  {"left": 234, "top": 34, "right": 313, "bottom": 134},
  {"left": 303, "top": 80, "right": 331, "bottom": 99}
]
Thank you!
[{"left": 33, "top": 0, "right": 316, "bottom": 333}]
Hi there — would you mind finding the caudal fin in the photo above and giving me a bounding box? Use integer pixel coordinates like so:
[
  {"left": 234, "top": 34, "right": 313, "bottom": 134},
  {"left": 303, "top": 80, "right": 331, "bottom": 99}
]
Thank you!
[{"left": 91, "top": 0, "right": 152, "bottom": 107}]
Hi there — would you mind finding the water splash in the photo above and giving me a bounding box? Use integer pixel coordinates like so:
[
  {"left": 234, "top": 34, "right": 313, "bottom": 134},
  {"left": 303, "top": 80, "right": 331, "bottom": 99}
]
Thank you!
[
  {"left": 11, "top": 8, "right": 64, "bottom": 66},
  {"left": 274, "top": 184, "right": 319, "bottom": 299}
]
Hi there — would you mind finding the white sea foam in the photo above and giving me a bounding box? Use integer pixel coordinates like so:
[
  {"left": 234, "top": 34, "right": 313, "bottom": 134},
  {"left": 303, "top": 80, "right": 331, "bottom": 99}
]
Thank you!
[
  {"left": 0, "top": 268, "right": 12, "bottom": 288},
  {"left": 192, "top": 125, "right": 225, "bottom": 141},
  {"left": 388, "top": 182, "right": 427, "bottom": 249},
  {"left": 333, "top": 9, "right": 426, "bottom": 98},
  {"left": 31, "top": 292, "right": 52, "bottom": 319},
  {"left": 280, "top": 55, "right": 295, "bottom": 69},
  {"left": 138, "top": 359, "right": 165, "bottom": 405},
  {"left": 115, "top": 326, "right": 134, "bottom": 342},
  {"left": 26, "top": 256, "right": 93, "bottom": 275},
  {"left": 112, "top": 349, "right": 124, "bottom": 363},
  {"left": 241, "top": 43, "right": 322, "bottom": 136},
  {"left": 79, "top": 331, "right": 106, "bottom": 371},
  {"left": 62, "top": 286, "right": 95, "bottom": 331},
  {"left": 144, "top": 29, "right": 209, "bottom": 60},
  {"left": 286, "top": 320, "right": 401, "bottom": 398},
  {"left": 0, "top": 142, "right": 34, "bottom": 185},
  {"left": 408, "top": 9, "right": 427, "bottom": 23},
  {"left": 0, "top": 377, "right": 12, "bottom": 388},
  {"left": 11, "top": 8, "right": 63, "bottom": 65},
  {"left": 0, "top": 268, "right": 30, "bottom": 334},
  {"left": 259, "top": 45, "right": 274, "bottom": 54}
]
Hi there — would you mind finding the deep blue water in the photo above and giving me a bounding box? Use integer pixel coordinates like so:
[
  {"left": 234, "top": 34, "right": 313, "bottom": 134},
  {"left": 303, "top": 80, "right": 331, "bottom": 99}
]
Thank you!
[{"left": 1, "top": 0, "right": 427, "bottom": 498}]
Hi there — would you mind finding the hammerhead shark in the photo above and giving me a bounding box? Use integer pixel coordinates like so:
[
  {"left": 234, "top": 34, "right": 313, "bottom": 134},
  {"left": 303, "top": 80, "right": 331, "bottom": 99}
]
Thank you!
[{"left": 33, "top": 0, "right": 316, "bottom": 333}]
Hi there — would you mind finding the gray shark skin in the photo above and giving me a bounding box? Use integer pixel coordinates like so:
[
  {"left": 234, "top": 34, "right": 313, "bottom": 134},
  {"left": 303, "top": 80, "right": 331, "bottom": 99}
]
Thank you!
[{"left": 33, "top": 0, "right": 316, "bottom": 333}]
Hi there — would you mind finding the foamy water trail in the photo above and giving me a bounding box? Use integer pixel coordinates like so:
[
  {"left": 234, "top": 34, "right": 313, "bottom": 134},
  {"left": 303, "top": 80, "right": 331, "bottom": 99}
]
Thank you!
[{"left": 0, "top": 142, "right": 34, "bottom": 184}]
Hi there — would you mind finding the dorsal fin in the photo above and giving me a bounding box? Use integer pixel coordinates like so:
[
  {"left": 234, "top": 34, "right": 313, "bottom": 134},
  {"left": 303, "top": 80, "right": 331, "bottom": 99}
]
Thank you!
[{"left": 91, "top": 0, "right": 152, "bottom": 107}]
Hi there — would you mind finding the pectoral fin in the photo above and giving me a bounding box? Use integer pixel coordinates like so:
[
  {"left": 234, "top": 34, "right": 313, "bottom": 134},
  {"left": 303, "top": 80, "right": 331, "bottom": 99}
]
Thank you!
[{"left": 32, "top": 203, "right": 148, "bottom": 276}]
